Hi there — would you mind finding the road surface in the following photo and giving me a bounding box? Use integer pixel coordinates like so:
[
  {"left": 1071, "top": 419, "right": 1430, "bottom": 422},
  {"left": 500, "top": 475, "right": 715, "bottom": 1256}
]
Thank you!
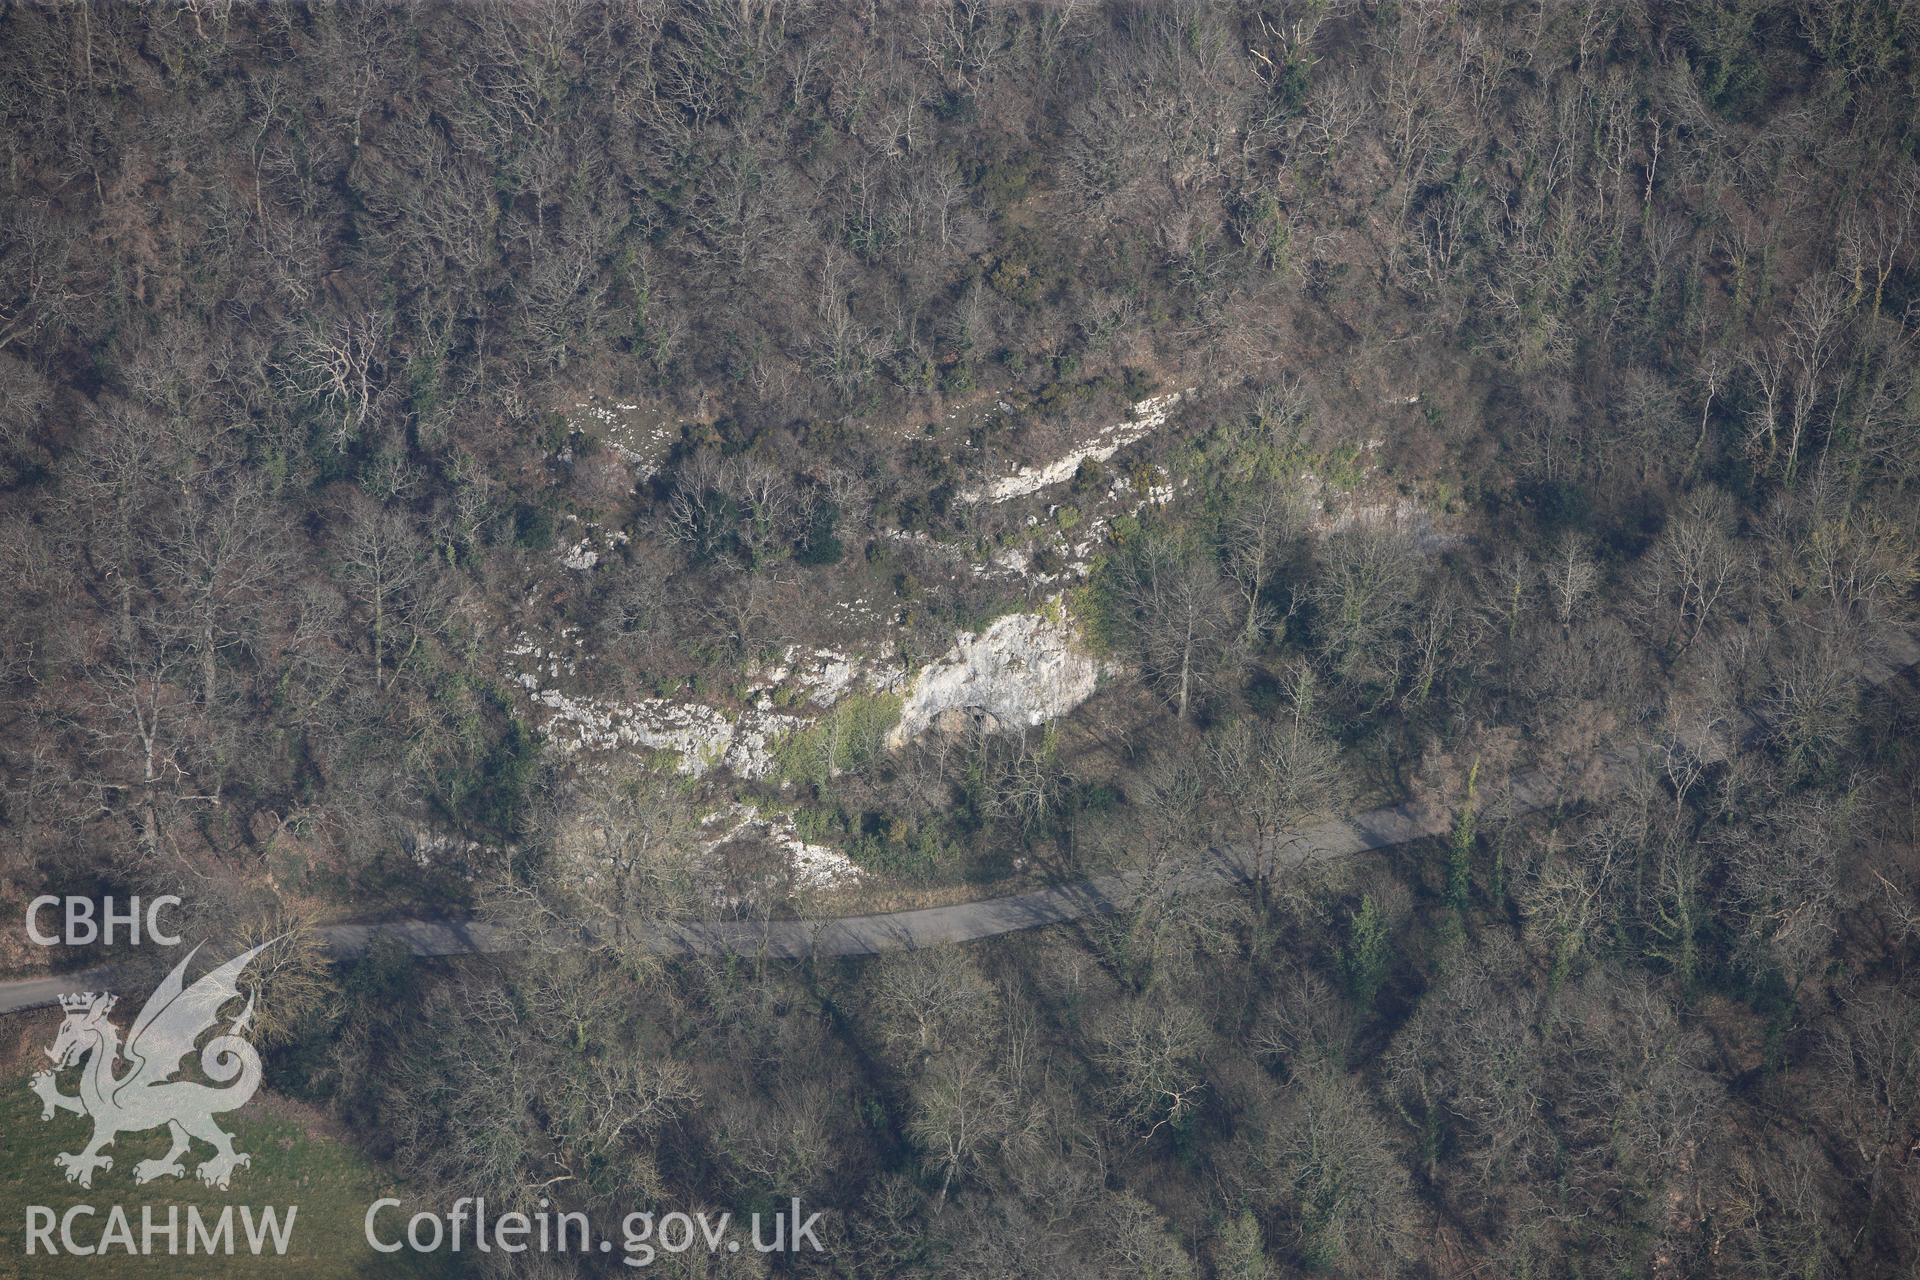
[{"left": 3, "top": 627, "right": 1913, "bottom": 1015}]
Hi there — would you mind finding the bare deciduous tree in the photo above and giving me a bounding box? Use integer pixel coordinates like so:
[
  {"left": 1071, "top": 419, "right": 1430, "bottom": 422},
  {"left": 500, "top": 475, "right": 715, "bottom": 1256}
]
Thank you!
[
  {"left": 1221, "top": 481, "right": 1306, "bottom": 645},
  {"left": 1263, "top": 1063, "right": 1417, "bottom": 1273},
  {"left": 1820, "top": 982, "right": 1920, "bottom": 1231},
  {"left": 1636, "top": 489, "right": 1743, "bottom": 652},
  {"left": 1543, "top": 532, "right": 1600, "bottom": 627},
  {"left": 909, "top": 1049, "right": 1031, "bottom": 1205},
  {"left": 1309, "top": 524, "right": 1421, "bottom": 685},
  {"left": 1092, "top": 996, "right": 1209, "bottom": 1141},
  {"left": 334, "top": 496, "right": 432, "bottom": 692},
  {"left": 865, "top": 948, "right": 997, "bottom": 1063},
  {"left": 526, "top": 762, "right": 705, "bottom": 966},
  {"left": 1103, "top": 527, "right": 1234, "bottom": 722}
]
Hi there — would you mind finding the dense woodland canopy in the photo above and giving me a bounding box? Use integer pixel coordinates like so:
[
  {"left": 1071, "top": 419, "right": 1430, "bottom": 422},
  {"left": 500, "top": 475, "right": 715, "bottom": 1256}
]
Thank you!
[{"left": 2, "top": 1, "right": 1920, "bottom": 1276}]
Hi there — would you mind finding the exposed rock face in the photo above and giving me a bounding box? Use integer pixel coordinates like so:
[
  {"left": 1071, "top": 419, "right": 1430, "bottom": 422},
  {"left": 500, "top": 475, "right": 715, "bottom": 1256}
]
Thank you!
[
  {"left": 520, "top": 686, "right": 809, "bottom": 779},
  {"left": 507, "top": 625, "right": 914, "bottom": 778},
  {"left": 506, "top": 595, "right": 1107, "bottom": 891},
  {"left": 556, "top": 515, "right": 630, "bottom": 570},
  {"left": 890, "top": 603, "right": 1103, "bottom": 747},
  {"left": 744, "top": 645, "right": 902, "bottom": 709},
  {"left": 506, "top": 634, "right": 807, "bottom": 778},
  {"left": 931, "top": 706, "right": 1001, "bottom": 736},
  {"left": 703, "top": 803, "right": 862, "bottom": 889},
  {"left": 512, "top": 600, "right": 1103, "bottom": 775},
  {"left": 957, "top": 390, "right": 1188, "bottom": 504}
]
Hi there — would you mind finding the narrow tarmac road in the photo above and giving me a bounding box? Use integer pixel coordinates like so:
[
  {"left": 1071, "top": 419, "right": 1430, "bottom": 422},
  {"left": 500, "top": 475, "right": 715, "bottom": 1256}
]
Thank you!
[{"left": 4, "top": 628, "right": 1913, "bottom": 1016}]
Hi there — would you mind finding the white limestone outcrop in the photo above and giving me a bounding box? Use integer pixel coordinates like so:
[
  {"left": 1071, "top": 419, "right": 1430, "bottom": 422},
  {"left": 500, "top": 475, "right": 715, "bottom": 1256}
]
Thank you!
[
  {"left": 889, "top": 602, "right": 1103, "bottom": 747},
  {"left": 957, "top": 390, "right": 1189, "bottom": 504}
]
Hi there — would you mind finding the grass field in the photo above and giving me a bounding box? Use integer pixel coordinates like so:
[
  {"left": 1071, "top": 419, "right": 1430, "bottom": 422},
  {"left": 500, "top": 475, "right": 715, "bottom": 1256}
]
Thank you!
[{"left": 0, "top": 1016, "right": 461, "bottom": 1280}]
